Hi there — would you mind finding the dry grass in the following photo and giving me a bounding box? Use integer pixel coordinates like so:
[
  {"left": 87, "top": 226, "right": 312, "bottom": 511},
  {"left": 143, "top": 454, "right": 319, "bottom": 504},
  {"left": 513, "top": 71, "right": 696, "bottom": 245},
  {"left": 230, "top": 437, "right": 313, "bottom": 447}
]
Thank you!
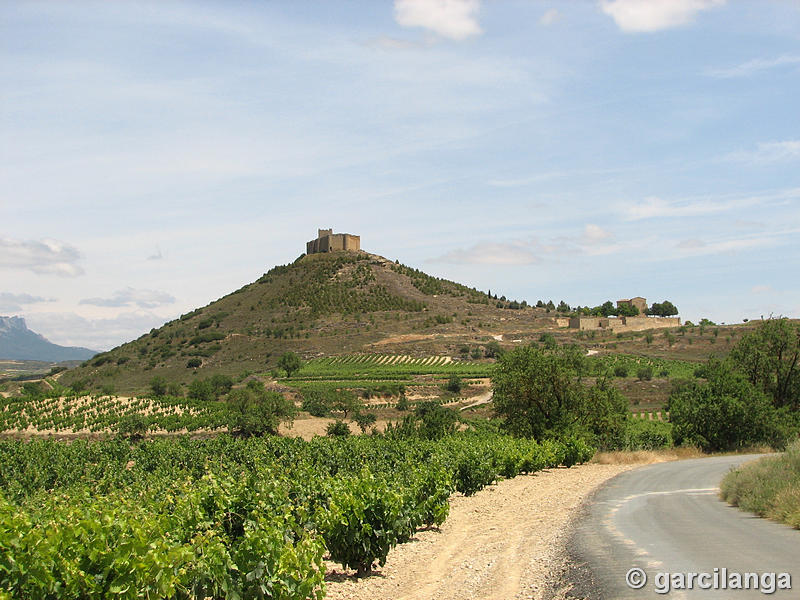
[
  {"left": 592, "top": 446, "right": 704, "bottom": 465},
  {"left": 720, "top": 439, "right": 800, "bottom": 529}
]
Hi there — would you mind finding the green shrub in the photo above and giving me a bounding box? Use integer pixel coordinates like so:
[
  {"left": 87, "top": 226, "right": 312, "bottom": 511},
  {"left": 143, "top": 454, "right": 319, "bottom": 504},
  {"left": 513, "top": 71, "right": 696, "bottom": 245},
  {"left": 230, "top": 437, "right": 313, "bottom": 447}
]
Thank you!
[
  {"left": 445, "top": 375, "right": 462, "bottom": 394},
  {"left": 186, "top": 358, "right": 202, "bottom": 369},
  {"left": 227, "top": 381, "right": 295, "bottom": 437},
  {"left": 326, "top": 420, "right": 351, "bottom": 437},
  {"left": 637, "top": 366, "right": 654, "bottom": 381},
  {"left": 669, "top": 360, "right": 795, "bottom": 451},
  {"left": 613, "top": 365, "right": 628, "bottom": 378},
  {"left": 624, "top": 419, "right": 673, "bottom": 450},
  {"left": 317, "top": 471, "right": 405, "bottom": 575}
]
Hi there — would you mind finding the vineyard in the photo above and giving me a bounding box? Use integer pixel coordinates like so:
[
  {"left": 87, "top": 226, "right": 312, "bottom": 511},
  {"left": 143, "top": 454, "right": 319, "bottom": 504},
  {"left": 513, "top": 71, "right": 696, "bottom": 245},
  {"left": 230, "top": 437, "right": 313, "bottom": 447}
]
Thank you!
[
  {"left": 0, "top": 393, "right": 227, "bottom": 434},
  {"left": 0, "top": 432, "right": 593, "bottom": 599},
  {"left": 293, "top": 354, "right": 494, "bottom": 379},
  {"left": 589, "top": 353, "right": 699, "bottom": 379}
]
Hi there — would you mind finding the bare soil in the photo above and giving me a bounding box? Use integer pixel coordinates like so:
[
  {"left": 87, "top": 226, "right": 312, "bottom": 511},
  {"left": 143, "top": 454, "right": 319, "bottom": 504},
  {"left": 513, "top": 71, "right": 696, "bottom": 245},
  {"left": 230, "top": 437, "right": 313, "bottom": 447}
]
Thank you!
[{"left": 323, "top": 463, "right": 636, "bottom": 600}]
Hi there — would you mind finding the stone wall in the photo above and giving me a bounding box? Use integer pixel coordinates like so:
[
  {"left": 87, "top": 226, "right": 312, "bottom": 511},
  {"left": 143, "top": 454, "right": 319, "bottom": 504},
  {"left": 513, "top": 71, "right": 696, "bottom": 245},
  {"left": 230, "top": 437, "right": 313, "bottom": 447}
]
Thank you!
[
  {"left": 306, "top": 230, "right": 361, "bottom": 254},
  {"left": 569, "top": 315, "right": 681, "bottom": 332}
]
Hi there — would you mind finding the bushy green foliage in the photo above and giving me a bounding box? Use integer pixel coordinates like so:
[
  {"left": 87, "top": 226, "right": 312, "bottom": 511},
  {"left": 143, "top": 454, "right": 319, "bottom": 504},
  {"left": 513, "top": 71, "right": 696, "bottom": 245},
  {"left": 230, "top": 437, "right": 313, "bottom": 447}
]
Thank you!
[
  {"left": 326, "top": 420, "right": 351, "bottom": 437},
  {"left": 729, "top": 318, "right": 799, "bottom": 410},
  {"left": 492, "top": 345, "right": 628, "bottom": 442},
  {"left": 0, "top": 430, "right": 591, "bottom": 592},
  {"left": 637, "top": 365, "right": 654, "bottom": 381},
  {"left": 227, "top": 381, "right": 295, "bottom": 437},
  {"left": 624, "top": 419, "right": 673, "bottom": 450},
  {"left": 115, "top": 413, "right": 148, "bottom": 441},
  {"left": 353, "top": 411, "right": 377, "bottom": 433},
  {"left": 414, "top": 402, "right": 459, "bottom": 440},
  {"left": 445, "top": 374, "right": 462, "bottom": 393},
  {"left": 668, "top": 360, "right": 794, "bottom": 451},
  {"left": 278, "top": 351, "right": 302, "bottom": 378},
  {"left": 149, "top": 376, "right": 168, "bottom": 396}
]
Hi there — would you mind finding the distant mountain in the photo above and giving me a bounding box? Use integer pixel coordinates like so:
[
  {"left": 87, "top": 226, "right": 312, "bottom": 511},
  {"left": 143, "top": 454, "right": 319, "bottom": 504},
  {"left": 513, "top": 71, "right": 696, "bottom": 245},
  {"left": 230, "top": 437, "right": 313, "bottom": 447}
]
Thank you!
[{"left": 0, "top": 316, "right": 97, "bottom": 362}]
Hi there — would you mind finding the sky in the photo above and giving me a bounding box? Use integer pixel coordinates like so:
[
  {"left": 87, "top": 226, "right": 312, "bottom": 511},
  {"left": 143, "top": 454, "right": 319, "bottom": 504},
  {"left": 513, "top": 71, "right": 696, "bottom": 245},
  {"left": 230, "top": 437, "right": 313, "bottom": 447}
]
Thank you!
[{"left": 2, "top": 0, "right": 799, "bottom": 351}]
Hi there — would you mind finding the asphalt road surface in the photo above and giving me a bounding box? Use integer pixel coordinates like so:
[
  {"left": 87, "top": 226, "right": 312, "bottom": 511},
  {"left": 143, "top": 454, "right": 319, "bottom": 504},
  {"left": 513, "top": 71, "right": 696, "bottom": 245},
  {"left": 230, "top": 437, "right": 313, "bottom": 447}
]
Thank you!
[{"left": 567, "top": 455, "right": 799, "bottom": 599}]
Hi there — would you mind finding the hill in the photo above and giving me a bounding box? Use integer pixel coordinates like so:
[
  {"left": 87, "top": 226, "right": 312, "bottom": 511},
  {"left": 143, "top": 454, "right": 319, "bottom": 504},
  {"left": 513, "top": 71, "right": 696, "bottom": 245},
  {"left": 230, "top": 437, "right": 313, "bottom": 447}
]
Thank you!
[
  {"left": 60, "top": 251, "right": 561, "bottom": 393},
  {"left": 0, "top": 316, "right": 97, "bottom": 362}
]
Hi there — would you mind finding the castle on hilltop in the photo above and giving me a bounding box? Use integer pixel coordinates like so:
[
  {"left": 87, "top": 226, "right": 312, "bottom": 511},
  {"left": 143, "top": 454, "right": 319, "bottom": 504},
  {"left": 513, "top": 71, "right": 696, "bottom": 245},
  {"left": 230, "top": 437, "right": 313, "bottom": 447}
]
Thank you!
[{"left": 306, "top": 228, "right": 360, "bottom": 254}]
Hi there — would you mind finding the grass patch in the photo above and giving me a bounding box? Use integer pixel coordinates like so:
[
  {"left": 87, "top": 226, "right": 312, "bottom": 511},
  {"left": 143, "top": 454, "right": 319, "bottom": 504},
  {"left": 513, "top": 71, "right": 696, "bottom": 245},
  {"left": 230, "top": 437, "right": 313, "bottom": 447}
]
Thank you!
[
  {"left": 592, "top": 446, "right": 704, "bottom": 465},
  {"left": 720, "top": 439, "right": 800, "bottom": 529}
]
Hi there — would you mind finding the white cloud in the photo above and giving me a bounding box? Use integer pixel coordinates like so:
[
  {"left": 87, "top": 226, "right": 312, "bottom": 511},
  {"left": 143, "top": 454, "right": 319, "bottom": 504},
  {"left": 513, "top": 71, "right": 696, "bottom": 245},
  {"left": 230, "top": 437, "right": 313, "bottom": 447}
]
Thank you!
[
  {"left": 429, "top": 225, "right": 622, "bottom": 265},
  {"left": 709, "top": 55, "right": 800, "bottom": 78},
  {"left": 394, "top": 0, "right": 482, "bottom": 41},
  {"left": 623, "top": 188, "right": 800, "bottom": 220},
  {"left": 726, "top": 140, "right": 800, "bottom": 164},
  {"left": 539, "top": 9, "right": 561, "bottom": 26},
  {"left": 600, "top": 0, "right": 725, "bottom": 33},
  {"left": 79, "top": 287, "right": 176, "bottom": 309},
  {"left": 0, "top": 237, "right": 84, "bottom": 277},
  {"left": 582, "top": 224, "right": 613, "bottom": 244},
  {"left": 430, "top": 241, "right": 540, "bottom": 265},
  {"left": 0, "top": 293, "right": 55, "bottom": 313}
]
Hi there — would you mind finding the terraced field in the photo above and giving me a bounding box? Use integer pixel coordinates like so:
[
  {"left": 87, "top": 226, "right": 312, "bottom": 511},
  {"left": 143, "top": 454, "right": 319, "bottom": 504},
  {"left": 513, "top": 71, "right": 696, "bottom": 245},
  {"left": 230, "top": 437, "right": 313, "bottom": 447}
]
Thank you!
[{"left": 294, "top": 354, "right": 493, "bottom": 379}]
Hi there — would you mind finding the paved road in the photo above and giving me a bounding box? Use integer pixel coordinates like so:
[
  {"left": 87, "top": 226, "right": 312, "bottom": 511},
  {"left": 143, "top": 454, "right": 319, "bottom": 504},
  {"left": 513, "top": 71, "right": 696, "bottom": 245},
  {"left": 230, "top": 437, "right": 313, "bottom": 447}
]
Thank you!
[{"left": 567, "top": 455, "right": 799, "bottom": 599}]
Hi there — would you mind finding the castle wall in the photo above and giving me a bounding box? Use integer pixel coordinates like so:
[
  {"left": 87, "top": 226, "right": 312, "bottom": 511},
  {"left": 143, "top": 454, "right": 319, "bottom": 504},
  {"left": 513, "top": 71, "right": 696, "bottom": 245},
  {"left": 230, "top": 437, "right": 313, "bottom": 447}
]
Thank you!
[
  {"left": 306, "top": 230, "right": 361, "bottom": 254},
  {"left": 569, "top": 315, "right": 680, "bottom": 332}
]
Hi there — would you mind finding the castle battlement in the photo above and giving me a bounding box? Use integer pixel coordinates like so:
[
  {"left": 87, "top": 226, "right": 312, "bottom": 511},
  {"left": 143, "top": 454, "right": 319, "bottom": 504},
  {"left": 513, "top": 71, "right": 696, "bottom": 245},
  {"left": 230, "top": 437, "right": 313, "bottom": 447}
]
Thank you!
[{"left": 306, "top": 228, "right": 360, "bottom": 254}]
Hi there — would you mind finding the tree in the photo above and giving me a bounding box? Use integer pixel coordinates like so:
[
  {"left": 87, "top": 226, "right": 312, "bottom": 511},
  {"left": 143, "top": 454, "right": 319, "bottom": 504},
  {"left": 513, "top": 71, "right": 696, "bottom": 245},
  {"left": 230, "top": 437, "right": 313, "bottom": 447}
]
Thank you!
[
  {"left": 188, "top": 378, "right": 214, "bottom": 402},
  {"left": 116, "top": 413, "right": 148, "bottom": 441},
  {"left": 445, "top": 375, "right": 462, "bottom": 394},
  {"left": 556, "top": 300, "right": 571, "bottom": 313},
  {"left": 492, "top": 344, "right": 615, "bottom": 439},
  {"left": 599, "top": 300, "right": 616, "bottom": 317},
  {"left": 538, "top": 333, "right": 557, "bottom": 349},
  {"left": 209, "top": 374, "right": 234, "bottom": 398},
  {"left": 414, "top": 401, "right": 458, "bottom": 439},
  {"left": 278, "top": 352, "right": 302, "bottom": 378},
  {"left": 728, "top": 318, "right": 800, "bottom": 410},
  {"left": 649, "top": 300, "right": 679, "bottom": 317},
  {"left": 326, "top": 420, "right": 351, "bottom": 437},
  {"left": 668, "top": 360, "right": 793, "bottom": 451},
  {"left": 226, "top": 380, "right": 295, "bottom": 437},
  {"left": 332, "top": 390, "right": 361, "bottom": 419},
  {"left": 353, "top": 411, "right": 377, "bottom": 433},
  {"left": 484, "top": 340, "right": 502, "bottom": 359},
  {"left": 149, "top": 376, "right": 168, "bottom": 397},
  {"left": 617, "top": 303, "right": 640, "bottom": 317}
]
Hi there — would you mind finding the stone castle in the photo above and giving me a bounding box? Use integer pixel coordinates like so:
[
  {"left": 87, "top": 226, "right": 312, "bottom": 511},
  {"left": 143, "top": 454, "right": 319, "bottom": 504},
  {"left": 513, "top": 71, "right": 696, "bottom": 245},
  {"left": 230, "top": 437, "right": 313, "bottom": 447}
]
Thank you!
[
  {"left": 568, "top": 297, "right": 680, "bottom": 332},
  {"left": 306, "top": 229, "right": 360, "bottom": 255}
]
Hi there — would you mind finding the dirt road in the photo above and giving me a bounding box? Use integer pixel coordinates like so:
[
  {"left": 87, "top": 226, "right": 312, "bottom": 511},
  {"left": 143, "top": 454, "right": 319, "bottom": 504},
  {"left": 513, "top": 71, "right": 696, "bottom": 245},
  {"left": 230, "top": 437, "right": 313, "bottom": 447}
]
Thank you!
[{"left": 324, "top": 463, "right": 635, "bottom": 600}]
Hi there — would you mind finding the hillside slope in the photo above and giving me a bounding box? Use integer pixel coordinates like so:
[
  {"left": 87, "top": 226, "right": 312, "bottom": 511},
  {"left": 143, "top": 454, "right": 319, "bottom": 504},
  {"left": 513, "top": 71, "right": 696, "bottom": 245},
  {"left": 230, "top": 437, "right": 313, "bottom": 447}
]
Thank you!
[
  {"left": 61, "top": 251, "right": 559, "bottom": 393},
  {"left": 0, "top": 316, "right": 97, "bottom": 362}
]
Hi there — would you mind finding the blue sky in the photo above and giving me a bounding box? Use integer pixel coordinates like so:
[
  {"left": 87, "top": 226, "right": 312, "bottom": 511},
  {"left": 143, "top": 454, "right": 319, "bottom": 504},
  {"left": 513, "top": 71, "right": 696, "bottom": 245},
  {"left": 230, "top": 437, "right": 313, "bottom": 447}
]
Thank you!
[{"left": 2, "top": 0, "right": 799, "bottom": 350}]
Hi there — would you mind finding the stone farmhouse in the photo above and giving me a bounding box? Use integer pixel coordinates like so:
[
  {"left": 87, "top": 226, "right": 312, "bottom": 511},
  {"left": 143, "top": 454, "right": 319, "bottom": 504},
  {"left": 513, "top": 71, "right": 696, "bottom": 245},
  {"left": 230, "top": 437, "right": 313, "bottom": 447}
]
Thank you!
[
  {"left": 568, "top": 296, "right": 680, "bottom": 332},
  {"left": 306, "top": 229, "right": 360, "bottom": 254},
  {"left": 617, "top": 297, "right": 647, "bottom": 314}
]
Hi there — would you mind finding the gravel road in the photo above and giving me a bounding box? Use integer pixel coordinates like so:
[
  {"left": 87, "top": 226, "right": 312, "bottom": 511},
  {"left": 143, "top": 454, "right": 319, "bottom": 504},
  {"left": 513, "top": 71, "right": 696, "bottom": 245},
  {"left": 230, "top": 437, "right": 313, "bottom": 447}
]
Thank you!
[{"left": 324, "top": 463, "right": 635, "bottom": 600}]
